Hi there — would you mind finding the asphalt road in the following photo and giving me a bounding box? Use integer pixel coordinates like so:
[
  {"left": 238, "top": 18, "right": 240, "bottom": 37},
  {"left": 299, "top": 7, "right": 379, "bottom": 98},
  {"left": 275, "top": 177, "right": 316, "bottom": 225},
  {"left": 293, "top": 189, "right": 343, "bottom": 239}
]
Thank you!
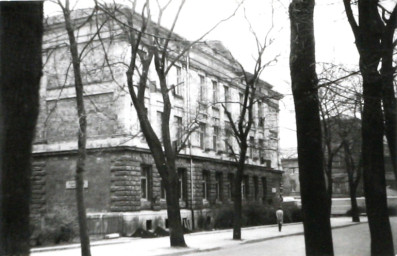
[{"left": 192, "top": 218, "right": 397, "bottom": 256}]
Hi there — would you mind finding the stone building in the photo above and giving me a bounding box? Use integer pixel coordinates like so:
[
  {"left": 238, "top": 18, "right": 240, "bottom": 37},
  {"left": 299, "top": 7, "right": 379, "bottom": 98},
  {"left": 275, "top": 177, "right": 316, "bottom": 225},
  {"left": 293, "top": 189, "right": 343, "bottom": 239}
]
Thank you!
[{"left": 31, "top": 9, "right": 283, "bottom": 235}]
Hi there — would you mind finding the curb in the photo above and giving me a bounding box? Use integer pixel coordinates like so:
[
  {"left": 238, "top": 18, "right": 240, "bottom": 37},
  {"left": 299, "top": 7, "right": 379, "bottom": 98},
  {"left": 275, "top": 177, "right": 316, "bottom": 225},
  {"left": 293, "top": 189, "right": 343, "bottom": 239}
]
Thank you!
[
  {"left": 156, "top": 221, "right": 367, "bottom": 256},
  {"left": 31, "top": 220, "right": 366, "bottom": 254}
]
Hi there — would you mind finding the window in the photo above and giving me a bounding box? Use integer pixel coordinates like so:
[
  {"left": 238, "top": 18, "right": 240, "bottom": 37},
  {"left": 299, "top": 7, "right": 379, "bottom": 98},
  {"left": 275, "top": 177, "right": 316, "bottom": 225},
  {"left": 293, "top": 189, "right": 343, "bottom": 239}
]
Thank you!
[
  {"left": 224, "top": 86, "right": 229, "bottom": 103},
  {"left": 259, "top": 139, "right": 265, "bottom": 162},
  {"left": 141, "top": 165, "right": 151, "bottom": 200},
  {"left": 258, "top": 101, "right": 264, "bottom": 127},
  {"left": 262, "top": 177, "right": 267, "bottom": 202},
  {"left": 175, "top": 116, "right": 183, "bottom": 147},
  {"left": 228, "top": 173, "right": 235, "bottom": 200},
  {"left": 254, "top": 176, "right": 259, "bottom": 200},
  {"left": 178, "top": 169, "right": 187, "bottom": 201},
  {"left": 199, "top": 123, "right": 206, "bottom": 149},
  {"left": 175, "top": 66, "right": 183, "bottom": 96},
  {"left": 199, "top": 75, "right": 206, "bottom": 102},
  {"left": 212, "top": 80, "right": 218, "bottom": 103},
  {"left": 157, "top": 111, "right": 163, "bottom": 140},
  {"left": 160, "top": 179, "right": 166, "bottom": 199},
  {"left": 224, "top": 121, "right": 232, "bottom": 153},
  {"left": 216, "top": 172, "right": 223, "bottom": 201},
  {"left": 249, "top": 136, "right": 255, "bottom": 158},
  {"left": 202, "top": 171, "right": 210, "bottom": 200},
  {"left": 213, "top": 126, "right": 219, "bottom": 151},
  {"left": 243, "top": 175, "right": 249, "bottom": 199}
]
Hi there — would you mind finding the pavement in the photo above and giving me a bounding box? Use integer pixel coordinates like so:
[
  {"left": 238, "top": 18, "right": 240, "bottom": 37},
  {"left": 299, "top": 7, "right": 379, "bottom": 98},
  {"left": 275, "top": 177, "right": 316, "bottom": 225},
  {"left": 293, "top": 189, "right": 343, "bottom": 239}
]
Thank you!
[{"left": 31, "top": 217, "right": 367, "bottom": 256}]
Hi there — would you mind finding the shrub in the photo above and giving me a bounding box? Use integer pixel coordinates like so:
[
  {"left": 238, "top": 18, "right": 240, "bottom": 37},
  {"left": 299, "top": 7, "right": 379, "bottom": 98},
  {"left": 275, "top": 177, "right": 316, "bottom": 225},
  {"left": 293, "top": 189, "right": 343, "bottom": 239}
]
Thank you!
[
  {"left": 31, "top": 205, "right": 78, "bottom": 246},
  {"left": 197, "top": 214, "right": 212, "bottom": 230},
  {"left": 283, "top": 204, "right": 302, "bottom": 223},
  {"left": 345, "top": 206, "right": 366, "bottom": 217},
  {"left": 388, "top": 206, "right": 397, "bottom": 216},
  {"left": 213, "top": 206, "right": 234, "bottom": 229}
]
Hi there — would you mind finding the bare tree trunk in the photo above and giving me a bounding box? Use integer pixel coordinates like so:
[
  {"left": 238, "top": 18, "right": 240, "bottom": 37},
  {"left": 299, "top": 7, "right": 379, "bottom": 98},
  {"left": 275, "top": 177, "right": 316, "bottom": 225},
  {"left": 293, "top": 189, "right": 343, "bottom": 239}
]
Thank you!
[
  {"left": 361, "top": 75, "right": 393, "bottom": 255},
  {"left": 233, "top": 146, "right": 247, "bottom": 240},
  {"left": 0, "top": 2, "right": 43, "bottom": 255},
  {"left": 289, "top": 1, "right": 334, "bottom": 255},
  {"left": 343, "top": 0, "right": 395, "bottom": 254},
  {"left": 381, "top": 8, "right": 397, "bottom": 179},
  {"left": 62, "top": 3, "right": 91, "bottom": 255},
  {"left": 348, "top": 180, "right": 360, "bottom": 222}
]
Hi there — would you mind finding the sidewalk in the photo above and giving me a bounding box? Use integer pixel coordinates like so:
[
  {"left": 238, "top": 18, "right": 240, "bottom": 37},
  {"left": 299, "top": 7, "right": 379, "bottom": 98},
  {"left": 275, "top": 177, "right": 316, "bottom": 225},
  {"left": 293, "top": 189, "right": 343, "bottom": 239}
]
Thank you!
[{"left": 31, "top": 217, "right": 366, "bottom": 256}]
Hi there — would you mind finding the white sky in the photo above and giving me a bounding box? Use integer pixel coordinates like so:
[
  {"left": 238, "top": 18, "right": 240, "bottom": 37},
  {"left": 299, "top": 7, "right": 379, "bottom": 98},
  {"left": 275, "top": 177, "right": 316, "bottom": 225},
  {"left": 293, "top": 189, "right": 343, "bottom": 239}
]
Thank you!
[{"left": 44, "top": 0, "right": 361, "bottom": 152}]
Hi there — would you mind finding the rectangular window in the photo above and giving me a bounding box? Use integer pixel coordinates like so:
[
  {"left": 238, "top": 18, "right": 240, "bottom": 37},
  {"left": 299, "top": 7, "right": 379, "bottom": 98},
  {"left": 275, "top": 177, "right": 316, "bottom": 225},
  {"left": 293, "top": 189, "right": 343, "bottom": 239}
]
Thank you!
[
  {"left": 243, "top": 175, "right": 249, "bottom": 199},
  {"left": 212, "top": 80, "right": 218, "bottom": 103},
  {"left": 160, "top": 179, "right": 166, "bottom": 199},
  {"left": 202, "top": 171, "right": 210, "bottom": 200},
  {"left": 228, "top": 173, "right": 235, "bottom": 200},
  {"left": 259, "top": 139, "right": 265, "bottom": 162},
  {"left": 199, "top": 75, "right": 206, "bottom": 102},
  {"left": 249, "top": 136, "right": 255, "bottom": 158},
  {"left": 262, "top": 177, "right": 267, "bottom": 202},
  {"left": 213, "top": 126, "right": 219, "bottom": 151},
  {"left": 175, "top": 116, "right": 183, "bottom": 147},
  {"left": 224, "top": 121, "right": 232, "bottom": 153},
  {"left": 157, "top": 111, "right": 163, "bottom": 141},
  {"left": 254, "top": 176, "right": 259, "bottom": 200},
  {"left": 178, "top": 169, "right": 186, "bottom": 201},
  {"left": 224, "top": 86, "right": 229, "bottom": 103},
  {"left": 141, "top": 165, "right": 151, "bottom": 199},
  {"left": 175, "top": 66, "right": 183, "bottom": 96},
  {"left": 216, "top": 172, "right": 223, "bottom": 201},
  {"left": 199, "top": 123, "right": 206, "bottom": 149}
]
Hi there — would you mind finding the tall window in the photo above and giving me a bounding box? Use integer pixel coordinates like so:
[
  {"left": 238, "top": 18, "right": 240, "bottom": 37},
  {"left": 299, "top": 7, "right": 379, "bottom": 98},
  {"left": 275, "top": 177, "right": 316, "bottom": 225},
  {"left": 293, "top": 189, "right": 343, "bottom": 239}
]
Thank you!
[
  {"left": 160, "top": 179, "right": 166, "bottom": 199},
  {"left": 175, "top": 116, "right": 183, "bottom": 146},
  {"left": 141, "top": 165, "right": 151, "bottom": 200},
  {"left": 157, "top": 111, "right": 163, "bottom": 140},
  {"left": 262, "top": 177, "right": 267, "bottom": 202},
  {"left": 216, "top": 172, "right": 223, "bottom": 201},
  {"left": 199, "top": 123, "right": 206, "bottom": 149},
  {"left": 224, "top": 121, "right": 232, "bottom": 153},
  {"left": 175, "top": 66, "right": 182, "bottom": 96},
  {"left": 213, "top": 126, "right": 219, "bottom": 151},
  {"left": 199, "top": 75, "right": 206, "bottom": 102},
  {"left": 212, "top": 80, "right": 218, "bottom": 104},
  {"left": 228, "top": 173, "right": 235, "bottom": 200},
  {"left": 254, "top": 176, "right": 259, "bottom": 200},
  {"left": 259, "top": 139, "right": 265, "bottom": 163},
  {"left": 243, "top": 175, "right": 249, "bottom": 199},
  {"left": 249, "top": 136, "right": 255, "bottom": 158},
  {"left": 178, "top": 169, "right": 186, "bottom": 200},
  {"left": 202, "top": 171, "right": 210, "bottom": 200},
  {"left": 258, "top": 101, "right": 264, "bottom": 127},
  {"left": 224, "top": 85, "right": 230, "bottom": 110}
]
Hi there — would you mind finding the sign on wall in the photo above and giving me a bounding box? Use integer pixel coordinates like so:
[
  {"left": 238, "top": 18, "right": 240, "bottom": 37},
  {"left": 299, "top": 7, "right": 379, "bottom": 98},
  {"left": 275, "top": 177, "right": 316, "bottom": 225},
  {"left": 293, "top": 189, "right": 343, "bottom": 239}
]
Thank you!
[
  {"left": 272, "top": 187, "right": 277, "bottom": 193},
  {"left": 66, "top": 180, "right": 88, "bottom": 189}
]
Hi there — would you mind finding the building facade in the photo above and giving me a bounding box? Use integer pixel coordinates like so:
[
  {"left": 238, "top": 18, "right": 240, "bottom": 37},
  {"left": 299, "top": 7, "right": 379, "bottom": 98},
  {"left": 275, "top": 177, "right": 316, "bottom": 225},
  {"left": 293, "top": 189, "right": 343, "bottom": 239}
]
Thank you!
[{"left": 31, "top": 9, "right": 283, "bottom": 235}]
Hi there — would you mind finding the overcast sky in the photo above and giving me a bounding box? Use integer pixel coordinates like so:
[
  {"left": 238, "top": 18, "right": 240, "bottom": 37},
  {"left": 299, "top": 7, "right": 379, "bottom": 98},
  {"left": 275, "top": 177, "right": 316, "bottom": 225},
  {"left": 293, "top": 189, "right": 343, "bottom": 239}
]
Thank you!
[{"left": 44, "top": 0, "right": 361, "bottom": 152}]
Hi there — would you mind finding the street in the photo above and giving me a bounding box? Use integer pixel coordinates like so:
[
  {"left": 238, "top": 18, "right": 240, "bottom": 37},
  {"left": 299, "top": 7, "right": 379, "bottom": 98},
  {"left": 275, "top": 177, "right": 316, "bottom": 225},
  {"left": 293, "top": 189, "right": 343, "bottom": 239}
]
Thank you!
[{"left": 192, "top": 218, "right": 397, "bottom": 256}]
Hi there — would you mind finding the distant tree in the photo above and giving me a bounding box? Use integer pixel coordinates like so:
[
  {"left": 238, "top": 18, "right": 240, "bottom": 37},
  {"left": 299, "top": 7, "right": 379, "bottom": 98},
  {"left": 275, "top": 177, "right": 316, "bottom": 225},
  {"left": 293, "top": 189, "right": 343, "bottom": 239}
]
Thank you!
[
  {"left": 343, "top": 0, "right": 395, "bottom": 254},
  {"left": 317, "top": 63, "right": 363, "bottom": 221},
  {"left": 0, "top": 1, "right": 43, "bottom": 255},
  {"left": 289, "top": 0, "right": 334, "bottom": 255}
]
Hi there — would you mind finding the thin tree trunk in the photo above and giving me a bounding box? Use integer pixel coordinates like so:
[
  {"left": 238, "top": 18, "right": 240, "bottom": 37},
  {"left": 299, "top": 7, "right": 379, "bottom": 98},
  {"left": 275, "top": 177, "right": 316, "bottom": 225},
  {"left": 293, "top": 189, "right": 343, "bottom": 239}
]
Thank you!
[
  {"left": 289, "top": 1, "right": 334, "bottom": 255},
  {"left": 349, "top": 181, "right": 360, "bottom": 222},
  {"left": 166, "top": 166, "right": 186, "bottom": 246},
  {"left": 63, "top": 3, "right": 91, "bottom": 255},
  {"left": 0, "top": 2, "right": 43, "bottom": 255},
  {"left": 233, "top": 146, "right": 247, "bottom": 240}
]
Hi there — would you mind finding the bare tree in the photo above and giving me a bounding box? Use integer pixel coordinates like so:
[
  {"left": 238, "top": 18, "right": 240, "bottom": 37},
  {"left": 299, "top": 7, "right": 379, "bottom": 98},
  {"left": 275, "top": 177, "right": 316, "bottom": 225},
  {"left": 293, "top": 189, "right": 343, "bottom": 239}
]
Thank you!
[
  {"left": 343, "top": 1, "right": 395, "bottom": 254},
  {"left": 289, "top": 0, "right": 334, "bottom": 255},
  {"left": 0, "top": 1, "right": 43, "bottom": 255},
  {"left": 54, "top": 1, "right": 111, "bottom": 254},
  {"left": 95, "top": 0, "right": 241, "bottom": 247}
]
